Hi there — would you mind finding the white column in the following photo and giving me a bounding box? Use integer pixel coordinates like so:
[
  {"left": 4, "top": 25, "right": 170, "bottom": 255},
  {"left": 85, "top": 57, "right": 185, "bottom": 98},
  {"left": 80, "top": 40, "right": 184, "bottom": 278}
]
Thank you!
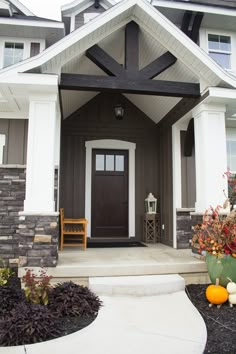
[
  {"left": 24, "top": 94, "right": 58, "bottom": 213},
  {"left": 193, "top": 103, "right": 227, "bottom": 212}
]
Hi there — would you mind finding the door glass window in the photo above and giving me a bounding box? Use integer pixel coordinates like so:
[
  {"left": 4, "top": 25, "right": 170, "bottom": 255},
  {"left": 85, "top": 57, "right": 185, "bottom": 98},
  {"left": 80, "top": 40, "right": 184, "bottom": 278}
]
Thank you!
[
  {"left": 96, "top": 154, "right": 104, "bottom": 171},
  {"left": 105, "top": 155, "right": 114, "bottom": 171},
  {"left": 115, "top": 155, "right": 124, "bottom": 171}
]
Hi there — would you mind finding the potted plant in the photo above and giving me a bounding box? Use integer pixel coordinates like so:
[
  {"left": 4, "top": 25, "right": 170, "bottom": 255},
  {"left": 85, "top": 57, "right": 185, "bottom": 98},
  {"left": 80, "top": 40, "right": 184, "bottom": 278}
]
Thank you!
[{"left": 191, "top": 206, "right": 236, "bottom": 287}]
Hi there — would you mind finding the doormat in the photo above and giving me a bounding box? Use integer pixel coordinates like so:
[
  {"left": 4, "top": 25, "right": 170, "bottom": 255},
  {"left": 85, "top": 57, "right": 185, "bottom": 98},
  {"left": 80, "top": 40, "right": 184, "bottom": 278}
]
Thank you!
[{"left": 87, "top": 241, "right": 147, "bottom": 248}]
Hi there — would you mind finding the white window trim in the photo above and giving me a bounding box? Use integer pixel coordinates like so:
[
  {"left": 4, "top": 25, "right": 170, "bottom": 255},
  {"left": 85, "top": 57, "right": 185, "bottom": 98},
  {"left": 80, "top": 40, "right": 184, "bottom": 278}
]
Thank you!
[
  {"left": 0, "top": 37, "right": 45, "bottom": 69},
  {"left": 207, "top": 33, "right": 232, "bottom": 69},
  {"left": 85, "top": 139, "right": 136, "bottom": 238}
]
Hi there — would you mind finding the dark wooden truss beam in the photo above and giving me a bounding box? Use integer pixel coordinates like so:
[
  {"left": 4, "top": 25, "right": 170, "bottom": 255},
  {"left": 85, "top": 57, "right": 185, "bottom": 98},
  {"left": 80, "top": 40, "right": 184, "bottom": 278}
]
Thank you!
[
  {"left": 125, "top": 21, "right": 139, "bottom": 73},
  {"left": 60, "top": 74, "right": 200, "bottom": 98},
  {"left": 86, "top": 45, "right": 126, "bottom": 77},
  {"left": 139, "top": 52, "right": 177, "bottom": 80},
  {"left": 191, "top": 12, "right": 204, "bottom": 43},
  {"left": 70, "top": 18, "right": 203, "bottom": 98},
  {"left": 181, "top": 11, "right": 204, "bottom": 43},
  {"left": 181, "top": 11, "right": 192, "bottom": 36}
]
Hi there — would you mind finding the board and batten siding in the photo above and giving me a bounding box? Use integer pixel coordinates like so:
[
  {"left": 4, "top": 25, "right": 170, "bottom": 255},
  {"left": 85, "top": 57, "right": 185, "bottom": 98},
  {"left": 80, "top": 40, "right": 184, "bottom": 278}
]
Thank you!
[
  {"left": 180, "top": 131, "right": 196, "bottom": 208},
  {"left": 0, "top": 119, "right": 28, "bottom": 165},
  {"left": 60, "top": 93, "right": 158, "bottom": 241},
  {"left": 74, "top": 5, "right": 105, "bottom": 29}
]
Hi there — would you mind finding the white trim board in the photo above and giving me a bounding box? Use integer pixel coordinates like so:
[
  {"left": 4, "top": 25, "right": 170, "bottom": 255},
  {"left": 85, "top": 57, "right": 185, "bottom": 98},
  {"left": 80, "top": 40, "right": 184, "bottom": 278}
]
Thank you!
[{"left": 85, "top": 139, "right": 136, "bottom": 238}]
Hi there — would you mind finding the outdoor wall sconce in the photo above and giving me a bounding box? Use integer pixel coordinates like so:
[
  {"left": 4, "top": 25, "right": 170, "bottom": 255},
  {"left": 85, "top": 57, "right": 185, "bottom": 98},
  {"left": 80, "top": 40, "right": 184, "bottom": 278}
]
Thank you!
[
  {"left": 145, "top": 193, "right": 157, "bottom": 214},
  {"left": 114, "top": 104, "right": 124, "bottom": 120}
]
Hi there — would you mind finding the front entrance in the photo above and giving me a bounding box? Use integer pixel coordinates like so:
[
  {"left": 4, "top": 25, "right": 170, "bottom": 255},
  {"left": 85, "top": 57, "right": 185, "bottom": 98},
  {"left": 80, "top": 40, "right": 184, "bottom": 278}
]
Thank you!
[{"left": 91, "top": 149, "right": 128, "bottom": 238}]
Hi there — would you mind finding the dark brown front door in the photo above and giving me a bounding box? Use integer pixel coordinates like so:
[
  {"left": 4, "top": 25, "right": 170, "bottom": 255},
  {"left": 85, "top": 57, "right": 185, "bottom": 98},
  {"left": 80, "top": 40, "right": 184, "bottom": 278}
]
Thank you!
[{"left": 92, "top": 149, "right": 128, "bottom": 238}]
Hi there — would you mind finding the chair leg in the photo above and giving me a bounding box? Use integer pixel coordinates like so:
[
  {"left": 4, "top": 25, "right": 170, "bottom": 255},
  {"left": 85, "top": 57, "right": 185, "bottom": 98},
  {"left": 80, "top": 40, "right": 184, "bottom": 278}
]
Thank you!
[
  {"left": 84, "top": 224, "right": 87, "bottom": 250},
  {"left": 60, "top": 231, "right": 64, "bottom": 251}
]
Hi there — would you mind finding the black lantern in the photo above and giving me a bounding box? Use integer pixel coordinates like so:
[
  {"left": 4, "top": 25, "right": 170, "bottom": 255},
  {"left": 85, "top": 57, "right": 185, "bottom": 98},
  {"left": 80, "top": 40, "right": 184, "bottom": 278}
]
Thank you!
[{"left": 114, "top": 104, "right": 124, "bottom": 120}]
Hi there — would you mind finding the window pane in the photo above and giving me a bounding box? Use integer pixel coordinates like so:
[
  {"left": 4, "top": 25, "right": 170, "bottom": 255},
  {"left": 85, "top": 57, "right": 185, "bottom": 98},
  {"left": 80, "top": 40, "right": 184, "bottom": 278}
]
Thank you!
[
  {"left": 220, "top": 36, "right": 231, "bottom": 52},
  {"left": 115, "top": 155, "right": 124, "bottom": 171},
  {"left": 106, "top": 155, "right": 114, "bottom": 171},
  {"left": 4, "top": 42, "right": 24, "bottom": 68},
  {"left": 230, "top": 156, "right": 236, "bottom": 172},
  {"left": 209, "top": 52, "right": 231, "bottom": 69},
  {"left": 208, "top": 34, "right": 220, "bottom": 50},
  {"left": 96, "top": 155, "right": 104, "bottom": 171}
]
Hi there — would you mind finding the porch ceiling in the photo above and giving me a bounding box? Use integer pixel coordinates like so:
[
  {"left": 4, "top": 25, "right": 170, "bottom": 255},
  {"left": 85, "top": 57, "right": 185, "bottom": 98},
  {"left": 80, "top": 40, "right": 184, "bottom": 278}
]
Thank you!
[{"left": 61, "top": 26, "right": 198, "bottom": 123}]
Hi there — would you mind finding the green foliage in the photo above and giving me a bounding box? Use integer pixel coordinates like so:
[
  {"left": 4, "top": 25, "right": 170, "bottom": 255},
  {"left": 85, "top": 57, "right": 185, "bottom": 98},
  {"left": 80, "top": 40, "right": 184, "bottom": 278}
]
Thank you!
[
  {"left": 48, "top": 281, "right": 102, "bottom": 318},
  {"left": 22, "top": 268, "right": 52, "bottom": 305},
  {"left": 0, "top": 268, "right": 14, "bottom": 286},
  {"left": 0, "top": 303, "right": 62, "bottom": 346}
]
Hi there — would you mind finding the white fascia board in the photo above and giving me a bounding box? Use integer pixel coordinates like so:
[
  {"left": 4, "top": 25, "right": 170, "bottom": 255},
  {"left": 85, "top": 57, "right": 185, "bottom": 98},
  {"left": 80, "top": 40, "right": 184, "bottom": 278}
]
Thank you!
[
  {"left": 9, "top": 0, "right": 35, "bottom": 16},
  {"left": 0, "top": 17, "right": 64, "bottom": 28},
  {"left": 152, "top": 0, "right": 236, "bottom": 17},
  {"left": 0, "top": 111, "right": 29, "bottom": 119},
  {"left": 0, "top": 73, "right": 59, "bottom": 95},
  {"left": 1, "top": 0, "right": 236, "bottom": 91},
  {"left": 207, "top": 87, "right": 236, "bottom": 100}
]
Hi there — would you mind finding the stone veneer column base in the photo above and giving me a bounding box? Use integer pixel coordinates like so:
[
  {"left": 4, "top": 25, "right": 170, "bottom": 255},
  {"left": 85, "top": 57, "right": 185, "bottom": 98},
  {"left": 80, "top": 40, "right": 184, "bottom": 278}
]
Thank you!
[
  {"left": 17, "top": 214, "right": 59, "bottom": 267},
  {"left": 176, "top": 209, "right": 195, "bottom": 249}
]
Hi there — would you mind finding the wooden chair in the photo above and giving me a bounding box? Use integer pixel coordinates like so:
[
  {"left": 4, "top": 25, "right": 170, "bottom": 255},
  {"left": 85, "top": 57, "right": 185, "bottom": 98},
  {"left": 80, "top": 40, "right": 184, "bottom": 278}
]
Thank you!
[{"left": 60, "top": 208, "right": 88, "bottom": 251}]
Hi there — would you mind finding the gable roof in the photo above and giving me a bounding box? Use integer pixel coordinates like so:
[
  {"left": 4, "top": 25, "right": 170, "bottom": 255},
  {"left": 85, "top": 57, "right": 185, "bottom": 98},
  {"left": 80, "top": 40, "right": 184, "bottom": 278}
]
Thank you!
[
  {"left": 0, "top": 0, "right": 236, "bottom": 92},
  {"left": 8, "top": 0, "right": 34, "bottom": 16}
]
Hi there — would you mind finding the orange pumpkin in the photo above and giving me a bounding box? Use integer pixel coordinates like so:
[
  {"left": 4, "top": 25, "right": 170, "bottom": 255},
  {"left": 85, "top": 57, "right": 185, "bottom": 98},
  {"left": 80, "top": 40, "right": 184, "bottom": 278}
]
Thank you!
[{"left": 206, "top": 278, "right": 228, "bottom": 305}]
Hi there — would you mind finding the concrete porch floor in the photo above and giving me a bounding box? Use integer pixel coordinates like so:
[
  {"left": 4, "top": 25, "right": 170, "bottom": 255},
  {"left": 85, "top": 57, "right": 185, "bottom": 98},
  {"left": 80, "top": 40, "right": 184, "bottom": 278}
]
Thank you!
[{"left": 46, "top": 243, "right": 209, "bottom": 285}]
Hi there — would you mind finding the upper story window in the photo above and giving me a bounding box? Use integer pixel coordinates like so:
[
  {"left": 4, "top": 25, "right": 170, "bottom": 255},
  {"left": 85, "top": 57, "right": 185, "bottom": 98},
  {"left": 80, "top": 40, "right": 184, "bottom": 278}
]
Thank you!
[
  {"left": 3, "top": 42, "right": 24, "bottom": 68},
  {"left": 208, "top": 34, "right": 231, "bottom": 70}
]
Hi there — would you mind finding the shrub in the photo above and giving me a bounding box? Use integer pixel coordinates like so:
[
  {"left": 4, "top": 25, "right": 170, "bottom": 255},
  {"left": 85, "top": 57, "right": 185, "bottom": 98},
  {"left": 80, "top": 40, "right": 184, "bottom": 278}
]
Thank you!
[
  {"left": 0, "top": 268, "right": 14, "bottom": 286},
  {"left": 48, "top": 282, "right": 102, "bottom": 318},
  {"left": 0, "top": 303, "right": 63, "bottom": 346},
  {"left": 22, "top": 268, "right": 52, "bottom": 305},
  {"left": 0, "top": 286, "right": 25, "bottom": 316}
]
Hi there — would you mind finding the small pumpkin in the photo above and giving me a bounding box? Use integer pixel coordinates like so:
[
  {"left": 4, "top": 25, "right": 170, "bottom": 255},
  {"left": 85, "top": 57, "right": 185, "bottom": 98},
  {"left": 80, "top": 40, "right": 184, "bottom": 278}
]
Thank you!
[
  {"left": 206, "top": 278, "right": 228, "bottom": 305},
  {"left": 226, "top": 278, "right": 236, "bottom": 294}
]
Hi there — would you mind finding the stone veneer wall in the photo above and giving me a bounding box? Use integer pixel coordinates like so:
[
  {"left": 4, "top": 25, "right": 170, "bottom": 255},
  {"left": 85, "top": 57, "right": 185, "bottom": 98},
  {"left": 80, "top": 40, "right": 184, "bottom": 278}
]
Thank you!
[
  {"left": 18, "top": 215, "right": 59, "bottom": 267},
  {"left": 0, "top": 166, "right": 59, "bottom": 267},
  {"left": 176, "top": 209, "right": 195, "bottom": 249},
  {"left": 0, "top": 166, "right": 26, "bottom": 266}
]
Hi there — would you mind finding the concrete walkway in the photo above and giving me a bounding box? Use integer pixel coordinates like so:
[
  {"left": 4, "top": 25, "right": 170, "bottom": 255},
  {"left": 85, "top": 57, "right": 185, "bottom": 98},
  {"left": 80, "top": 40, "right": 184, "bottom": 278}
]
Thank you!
[{"left": 2, "top": 275, "right": 207, "bottom": 354}]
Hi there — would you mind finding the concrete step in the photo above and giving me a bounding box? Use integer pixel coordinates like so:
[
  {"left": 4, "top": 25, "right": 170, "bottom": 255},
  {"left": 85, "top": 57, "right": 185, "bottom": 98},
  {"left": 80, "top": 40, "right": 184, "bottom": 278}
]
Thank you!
[{"left": 89, "top": 274, "right": 185, "bottom": 296}]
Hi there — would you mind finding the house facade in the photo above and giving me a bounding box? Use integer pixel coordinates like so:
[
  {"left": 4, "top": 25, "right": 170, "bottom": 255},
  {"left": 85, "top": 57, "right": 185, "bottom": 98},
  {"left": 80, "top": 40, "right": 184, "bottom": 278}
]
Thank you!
[{"left": 0, "top": 0, "right": 236, "bottom": 267}]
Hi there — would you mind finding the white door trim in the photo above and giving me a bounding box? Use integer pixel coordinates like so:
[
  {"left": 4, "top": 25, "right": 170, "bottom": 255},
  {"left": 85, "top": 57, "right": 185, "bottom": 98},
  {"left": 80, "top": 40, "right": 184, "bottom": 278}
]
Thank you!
[{"left": 85, "top": 139, "right": 136, "bottom": 238}]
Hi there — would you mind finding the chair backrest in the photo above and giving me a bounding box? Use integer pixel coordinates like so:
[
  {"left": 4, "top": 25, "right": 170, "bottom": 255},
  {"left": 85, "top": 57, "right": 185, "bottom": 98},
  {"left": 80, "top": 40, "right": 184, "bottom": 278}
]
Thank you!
[{"left": 60, "top": 208, "right": 64, "bottom": 229}]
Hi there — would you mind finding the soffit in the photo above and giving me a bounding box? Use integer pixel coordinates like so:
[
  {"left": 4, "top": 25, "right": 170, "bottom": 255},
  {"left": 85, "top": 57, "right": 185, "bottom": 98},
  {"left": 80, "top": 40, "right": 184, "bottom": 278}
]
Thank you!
[{"left": 0, "top": 22, "right": 64, "bottom": 46}]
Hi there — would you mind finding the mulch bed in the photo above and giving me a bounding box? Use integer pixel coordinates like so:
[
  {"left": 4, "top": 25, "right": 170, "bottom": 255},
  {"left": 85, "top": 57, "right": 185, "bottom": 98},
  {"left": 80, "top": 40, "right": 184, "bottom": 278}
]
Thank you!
[
  {"left": 0, "top": 274, "right": 99, "bottom": 347},
  {"left": 186, "top": 284, "right": 236, "bottom": 354}
]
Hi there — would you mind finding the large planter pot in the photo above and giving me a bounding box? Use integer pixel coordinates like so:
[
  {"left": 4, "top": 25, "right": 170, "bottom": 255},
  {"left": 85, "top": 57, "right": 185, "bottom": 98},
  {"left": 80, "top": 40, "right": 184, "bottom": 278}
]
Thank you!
[{"left": 206, "top": 253, "right": 236, "bottom": 287}]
